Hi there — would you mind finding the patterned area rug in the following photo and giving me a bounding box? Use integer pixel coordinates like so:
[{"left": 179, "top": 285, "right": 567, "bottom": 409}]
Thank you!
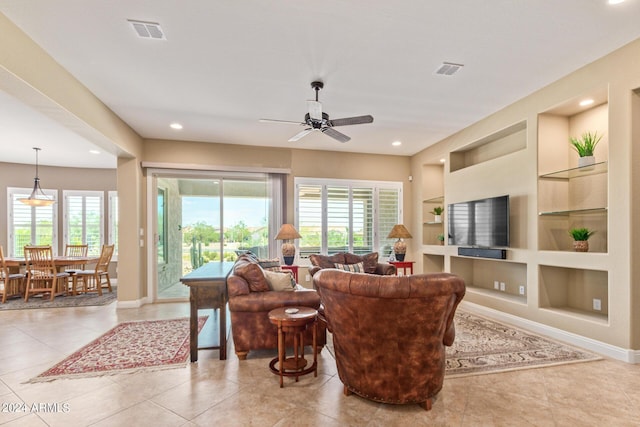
[
  {"left": 325, "top": 311, "right": 601, "bottom": 378},
  {"left": 0, "top": 287, "right": 117, "bottom": 310},
  {"left": 445, "top": 311, "right": 601, "bottom": 377},
  {"left": 29, "top": 317, "right": 207, "bottom": 382}
]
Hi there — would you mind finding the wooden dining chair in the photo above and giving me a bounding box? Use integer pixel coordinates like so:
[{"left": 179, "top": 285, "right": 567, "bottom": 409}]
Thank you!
[
  {"left": 24, "top": 245, "right": 70, "bottom": 302},
  {"left": 64, "top": 244, "right": 88, "bottom": 294},
  {"left": 0, "top": 245, "right": 26, "bottom": 303},
  {"left": 76, "top": 244, "right": 114, "bottom": 296}
]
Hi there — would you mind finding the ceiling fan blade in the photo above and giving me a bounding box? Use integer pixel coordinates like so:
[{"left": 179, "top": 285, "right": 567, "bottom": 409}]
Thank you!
[
  {"left": 328, "top": 115, "right": 374, "bottom": 127},
  {"left": 307, "top": 100, "right": 323, "bottom": 121},
  {"left": 322, "top": 127, "right": 350, "bottom": 143},
  {"left": 288, "top": 128, "right": 314, "bottom": 142},
  {"left": 259, "top": 118, "right": 305, "bottom": 125}
]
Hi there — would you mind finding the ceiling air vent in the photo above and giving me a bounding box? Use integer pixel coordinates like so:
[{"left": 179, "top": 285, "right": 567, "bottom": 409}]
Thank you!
[
  {"left": 435, "top": 62, "right": 464, "bottom": 76},
  {"left": 128, "top": 19, "right": 166, "bottom": 40}
]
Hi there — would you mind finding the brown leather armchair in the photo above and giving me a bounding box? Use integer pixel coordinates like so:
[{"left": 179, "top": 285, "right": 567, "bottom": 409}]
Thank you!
[
  {"left": 313, "top": 269, "right": 465, "bottom": 410},
  {"left": 227, "top": 254, "right": 326, "bottom": 360},
  {"left": 308, "top": 252, "right": 396, "bottom": 277}
]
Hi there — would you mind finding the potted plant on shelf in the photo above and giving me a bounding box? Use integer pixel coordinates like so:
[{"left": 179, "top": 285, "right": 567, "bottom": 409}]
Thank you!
[
  {"left": 569, "top": 131, "right": 602, "bottom": 167},
  {"left": 569, "top": 227, "right": 595, "bottom": 252},
  {"left": 437, "top": 234, "right": 445, "bottom": 245},
  {"left": 430, "top": 206, "right": 444, "bottom": 223}
]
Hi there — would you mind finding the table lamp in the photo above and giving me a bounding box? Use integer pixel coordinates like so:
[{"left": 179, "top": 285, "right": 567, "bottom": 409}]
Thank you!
[
  {"left": 387, "top": 224, "right": 412, "bottom": 261},
  {"left": 275, "top": 224, "right": 301, "bottom": 265}
]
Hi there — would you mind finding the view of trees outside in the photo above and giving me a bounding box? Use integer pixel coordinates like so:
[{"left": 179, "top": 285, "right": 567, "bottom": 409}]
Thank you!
[{"left": 180, "top": 182, "right": 269, "bottom": 275}]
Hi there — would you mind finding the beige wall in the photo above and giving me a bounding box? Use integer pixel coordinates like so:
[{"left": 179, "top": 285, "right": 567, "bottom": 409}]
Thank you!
[{"left": 411, "top": 36, "right": 640, "bottom": 350}]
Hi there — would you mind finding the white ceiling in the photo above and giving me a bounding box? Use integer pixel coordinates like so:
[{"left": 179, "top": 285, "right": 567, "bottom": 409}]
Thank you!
[{"left": 1, "top": 0, "right": 640, "bottom": 168}]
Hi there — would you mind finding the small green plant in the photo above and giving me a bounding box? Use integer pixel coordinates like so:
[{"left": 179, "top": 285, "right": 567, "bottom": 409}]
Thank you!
[
  {"left": 437, "top": 233, "right": 445, "bottom": 242},
  {"left": 430, "top": 206, "right": 444, "bottom": 215},
  {"left": 569, "top": 131, "right": 602, "bottom": 157},
  {"left": 569, "top": 227, "right": 595, "bottom": 241}
]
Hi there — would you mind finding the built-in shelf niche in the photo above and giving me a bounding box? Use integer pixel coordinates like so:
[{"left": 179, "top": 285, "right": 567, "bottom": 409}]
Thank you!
[
  {"left": 423, "top": 253, "right": 444, "bottom": 273},
  {"left": 537, "top": 89, "right": 608, "bottom": 253},
  {"left": 450, "top": 121, "right": 527, "bottom": 172},
  {"left": 450, "top": 256, "right": 527, "bottom": 304},
  {"left": 539, "top": 264, "right": 608, "bottom": 323}
]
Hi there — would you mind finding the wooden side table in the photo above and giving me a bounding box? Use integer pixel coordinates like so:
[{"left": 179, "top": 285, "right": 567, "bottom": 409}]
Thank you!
[
  {"left": 280, "top": 264, "right": 299, "bottom": 282},
  {"left": 389, "top": 261, "right": 414, "bottom": 276},
  {"left": 268, "top": 306, "right": 318, "bottom": 388}
]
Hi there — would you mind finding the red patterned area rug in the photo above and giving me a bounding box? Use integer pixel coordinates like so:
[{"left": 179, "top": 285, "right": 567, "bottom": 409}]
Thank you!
[{"left": 29, "top": 317, "right": 207, "bottom": 383}]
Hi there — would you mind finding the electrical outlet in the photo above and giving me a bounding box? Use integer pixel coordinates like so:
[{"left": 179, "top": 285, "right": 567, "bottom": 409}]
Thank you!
[
  {"left": 593, "top": 298, "right": 602, "bottom": 311},
  {"left": 305, "top": 274, "right": 311, "bottom": 282},
  {"left": 494, "top": 281, "right": 500, "bottom": 290},
  {"left": 500, "top": 282, "right": 506, "bottom": 292},
  {"left": 519, "top": 285, "right": 525, "bottom": 295}
]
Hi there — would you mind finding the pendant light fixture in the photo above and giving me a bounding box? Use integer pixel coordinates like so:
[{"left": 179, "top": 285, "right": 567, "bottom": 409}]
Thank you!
[{"left": 19, "top": 147, "right": 55, "bottom": 206}]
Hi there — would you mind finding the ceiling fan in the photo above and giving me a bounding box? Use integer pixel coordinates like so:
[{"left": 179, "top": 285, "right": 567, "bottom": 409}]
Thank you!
[{"left": 259, "top": 81, "right": 373, "bottom": 143}]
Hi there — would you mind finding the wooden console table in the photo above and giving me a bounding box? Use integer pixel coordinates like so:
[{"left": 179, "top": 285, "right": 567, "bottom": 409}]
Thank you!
[{"left": 180, "top": 261, "right": 235, "bottom": 362}]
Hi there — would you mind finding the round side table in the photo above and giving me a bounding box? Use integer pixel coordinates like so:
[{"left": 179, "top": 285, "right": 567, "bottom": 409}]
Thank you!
[{"left": 268, "top": 306, "right": 318, "bottom": 388}]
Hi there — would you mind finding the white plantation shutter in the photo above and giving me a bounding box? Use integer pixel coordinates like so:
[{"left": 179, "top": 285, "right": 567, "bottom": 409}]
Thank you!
[
  {"left": 297, "top": 184, "right": 322, "bottom": 258},
  {"left": 327, "top": 186, "right": 349, "bottom": 253},
  {"left": 378, "top": 187, "right": 401, "bottom": 258},
  {"left": 295, "top": 179, "right": 401, "bottom": 258},
  {"left": 63, "top": 191, "right": 104, "bottom": 256},
  {"left": 352, "top": 187, "right": 373, "bottom": 255},
  {"left": 7, "top": 188, "right": 58, "bottom": 257}
]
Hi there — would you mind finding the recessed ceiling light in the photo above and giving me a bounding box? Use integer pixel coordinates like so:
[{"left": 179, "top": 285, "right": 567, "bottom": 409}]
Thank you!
[
  {"left": 608, "top": 0, "right": 624, "bottom": 5},
  {"left": 439, "top": 158, "right": 446, "bottom": 163},
  {"left": 579, "top": 99, "right": 594, "bottom": 107},
  {"left": 89, "top": 149, "right": 101, "bottom": 155},
  {"left": 392, "top": 141, "right": 402, "bottom": 146},
  {"left": 170, "top": 123, "right": 183, "bottom": 130}
]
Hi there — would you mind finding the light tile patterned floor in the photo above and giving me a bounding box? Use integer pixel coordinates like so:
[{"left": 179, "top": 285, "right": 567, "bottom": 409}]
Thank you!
[{"left": 1, "top": 302, "right": 639, "bottom": 426}]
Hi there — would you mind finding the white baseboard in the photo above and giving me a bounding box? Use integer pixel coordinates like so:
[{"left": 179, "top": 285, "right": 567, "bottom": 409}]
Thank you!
[
  {"left": 116, "top": 295, "right": 152, "bottom": 309},
  {"left": 460, "top": 301, "right": 639, "bottom": 364}
]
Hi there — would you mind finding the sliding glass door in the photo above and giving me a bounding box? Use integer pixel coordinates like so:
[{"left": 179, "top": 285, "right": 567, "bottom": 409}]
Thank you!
[{"left": 152, "top": 172, "right": 277, "bottom": 301}]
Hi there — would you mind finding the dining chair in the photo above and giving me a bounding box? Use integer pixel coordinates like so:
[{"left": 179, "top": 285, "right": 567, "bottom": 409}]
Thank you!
[
  {"left": 64, "top": 244, "right": 88, "bottom": 295},
  {"left": 0, "top": 245, "right": 26, "bottom": 303},
  {"left": 76, "top": 244, "right": 114, "bottom": 296},
  {"left": 24, "top": 245, "right": 70, "bottom": 302}
]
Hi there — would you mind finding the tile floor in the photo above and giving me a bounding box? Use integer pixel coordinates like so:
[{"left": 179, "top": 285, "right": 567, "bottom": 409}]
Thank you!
[{"left": 1, "top": 302, "right": 640, "bottom": 426}]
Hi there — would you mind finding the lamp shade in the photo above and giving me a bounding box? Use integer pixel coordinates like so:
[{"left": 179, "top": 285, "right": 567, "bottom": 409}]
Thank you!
[
  {"left": 275, "top": 224, "right": 301, "bottom": 241},
  {"left": 387, "top": 224, "right": 412, "bottom": 239}
]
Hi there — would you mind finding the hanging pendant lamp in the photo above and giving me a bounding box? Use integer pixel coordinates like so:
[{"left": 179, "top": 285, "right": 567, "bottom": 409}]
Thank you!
[{"left": 19, "top": 147, "right": 55, "bottom": 206}]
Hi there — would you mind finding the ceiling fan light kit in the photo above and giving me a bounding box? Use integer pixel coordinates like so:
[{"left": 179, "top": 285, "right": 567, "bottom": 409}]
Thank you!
[{"left": 260, "top": 81, "right": 373, "bottom": 143}]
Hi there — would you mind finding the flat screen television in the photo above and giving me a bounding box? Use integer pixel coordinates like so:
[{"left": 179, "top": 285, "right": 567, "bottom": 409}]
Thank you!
[{"left": 447, "top": 195, "right": 510, "bottom": 247}]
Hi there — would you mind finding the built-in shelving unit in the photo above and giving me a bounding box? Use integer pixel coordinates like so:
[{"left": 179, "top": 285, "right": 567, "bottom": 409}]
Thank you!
[{"left": 536, "top": 90, "right": 609, "bottom": 322}]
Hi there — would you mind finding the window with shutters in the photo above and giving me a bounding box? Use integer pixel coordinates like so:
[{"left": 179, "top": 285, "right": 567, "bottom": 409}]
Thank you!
[
  {"left": 63, "top": 191, "right": 104, "bottom": 256},
  {"left": 7, "top": 187, "right": 58, "bottom": 257},
  {"left": 295, "top": 178, "right": 402, "bottom": 259}
]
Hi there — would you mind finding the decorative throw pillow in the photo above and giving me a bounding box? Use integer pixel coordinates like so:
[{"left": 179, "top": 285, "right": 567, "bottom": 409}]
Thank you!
[
  {"left": 310, "top": 253, "right": 346, "bottom": 269},
  {"left": 235, "top": 262, "right": 270, "bottom": 292},
  {"left": 344, "top": 252, "right": 378, "bottom": 274},
  {"left": 258, "top": 257, "right": 282, "bottom": 272},
  {"left": 264, "top": 270, "right": 296, "bottom": 291},
  {"left": 334, "top": 262, "right": 365, "bottom": 273}
]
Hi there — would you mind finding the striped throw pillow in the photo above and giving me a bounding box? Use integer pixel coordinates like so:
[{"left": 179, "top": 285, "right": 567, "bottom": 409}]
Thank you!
[{"left": 334, "top": 262, "right": 365, "bottom": 273}]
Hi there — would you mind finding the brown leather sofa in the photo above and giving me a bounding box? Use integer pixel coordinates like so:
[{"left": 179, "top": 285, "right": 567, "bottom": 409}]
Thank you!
[
  {"left": 308, "top": 252, "right": 396, "bottom": 277},
  {"left": 227, "top": 253, "right": 326, "bottom": 360},
  {"left": 313, "top": 269, "right": 465, "bottom": 410}
]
